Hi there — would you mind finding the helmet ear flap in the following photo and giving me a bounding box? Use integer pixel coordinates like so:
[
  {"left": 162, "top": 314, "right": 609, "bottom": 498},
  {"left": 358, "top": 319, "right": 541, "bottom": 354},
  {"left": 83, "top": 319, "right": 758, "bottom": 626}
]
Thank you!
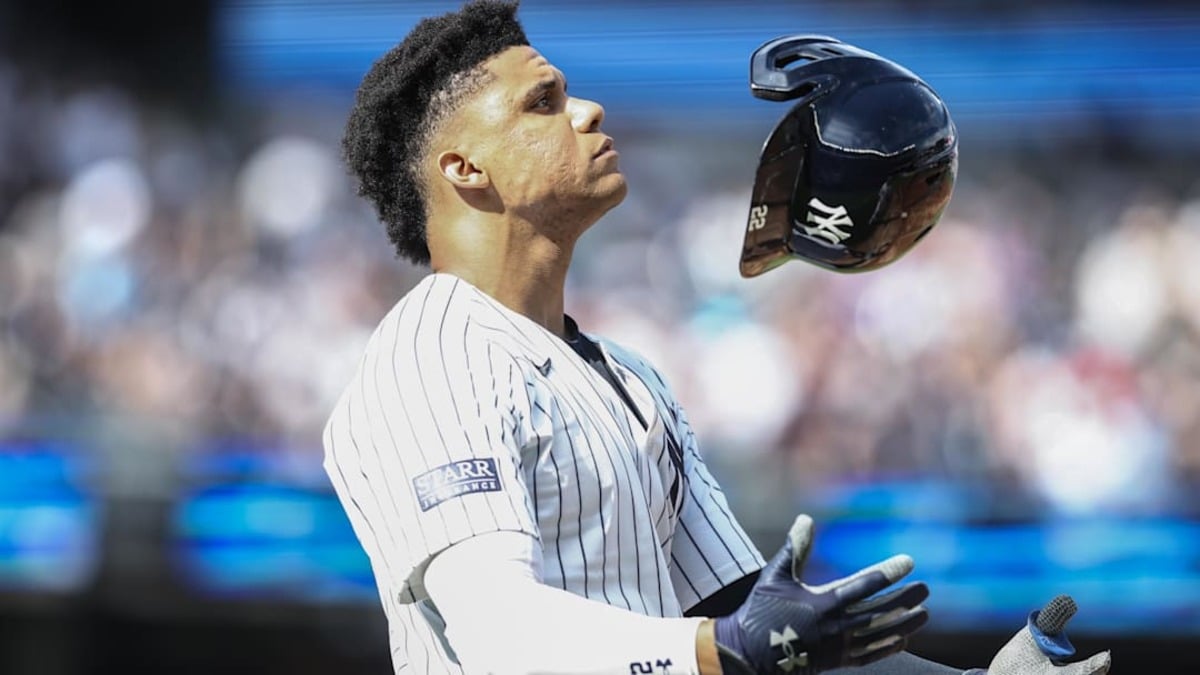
[{"left": 740, "top": 107, "right": 814, "bottom": 278}]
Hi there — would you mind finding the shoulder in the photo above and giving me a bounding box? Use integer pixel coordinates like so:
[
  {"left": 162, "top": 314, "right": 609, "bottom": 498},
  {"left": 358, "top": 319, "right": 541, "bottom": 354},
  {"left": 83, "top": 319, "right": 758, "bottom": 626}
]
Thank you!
[
  {"left": 591, "top": 334, "right": 676, "bottom": 399},
  {"left": 377, "top": 274, "right": 467, "bottom": 341},
  {"left": 348, "top": 275, "right": 527, "bottom": 399},
  {"left": 370, "top": 274, "right": 503, "bottom": 356}
]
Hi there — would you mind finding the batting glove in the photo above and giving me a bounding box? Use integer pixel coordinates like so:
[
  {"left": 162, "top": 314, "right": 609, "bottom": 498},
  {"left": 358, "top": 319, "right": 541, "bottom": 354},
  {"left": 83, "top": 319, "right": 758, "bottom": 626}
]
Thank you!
[
  {"left": 964, "top": 595, "right": 1111, "bottom": 675},
  {"left": 713, "top": 514, "right": 929, "bottom": 674}
]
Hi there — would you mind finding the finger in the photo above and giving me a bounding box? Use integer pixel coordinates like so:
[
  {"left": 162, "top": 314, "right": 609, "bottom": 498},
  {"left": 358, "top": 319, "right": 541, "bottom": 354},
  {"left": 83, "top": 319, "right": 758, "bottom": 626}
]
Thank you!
[
  {"left": 845, "top": 581, "right": 929, "bottom": 616},
  {"left": 1065, "top": 650, "right": 1112, "bottom": 675},
  {"left": 1035, "top": 594, "right": 1078, "bottom": 634},
  {"left": 760, "top": 526, "right": 802, "bottom": 584},
  {"left": 845, "top": 634, "right": 908, "bottom": 667},
  {"left": 812, "top": 554, "right": 915, "bottom": 605},
  {"left": 786, "top": 513, "right": 816, "bottom": 580},
  {"left": 817, "top": 554, "right": 915, "bottom": 593},
  {"left": 850, "top": 606, "right": 929, "bottom": 641}
]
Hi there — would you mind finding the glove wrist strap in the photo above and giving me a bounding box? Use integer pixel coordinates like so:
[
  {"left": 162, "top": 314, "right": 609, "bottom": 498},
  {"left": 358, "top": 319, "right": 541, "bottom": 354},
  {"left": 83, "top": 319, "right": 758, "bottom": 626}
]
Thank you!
[
  {"left": 715, "top": 645, "right": 757, "bottom": 675},
  {"left": 714, "top": 616, "right": 763, "bottom": 675}
]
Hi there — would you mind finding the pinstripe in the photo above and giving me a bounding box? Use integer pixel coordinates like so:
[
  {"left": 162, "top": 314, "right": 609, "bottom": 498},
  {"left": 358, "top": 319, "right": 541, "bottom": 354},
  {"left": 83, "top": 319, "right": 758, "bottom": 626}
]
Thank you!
[
  {"left": 652, "top": 434, "right": 675, "bottom": 532},
  {"left": 559, "top": 336, "right": 670, "bottom": 615},
  {"left": 670, "top": 534, "right": 703, "bottom": 600},
  {"left": 328, "top": 408, "right": 422, "bottom": 669},
  {"left": 365, "top": 431, "right": 459, "bottom": 672},
  {"left": 401, "top": 614, "right": 411, "bottom": 671},
  {"left": 514, "top": 363, "right": 544, "bottom": 541},
  {"left": 364, "top": 324, "right": 439, "bottom": 559},
  {"left": 413, "top": 279, "right": 477, "bottom": 534},
  {"left": 327, "top": 408, "right": 405, "bottom": 597},
  {"left": 325, "top": 416, "right": 414, "bottom": 674},
  {"left": 625, "top": 458, "right": 653, "bottom": 615},
  {"left": 564, "top": 388, "right": 618, "bottom": 605},
  {"left": 536, "top": 397, "right": 569, "bottom": 587},
  {"left": 482, "top": 341, "right": 536, "bottom": 528},
  {"left": 682, "top": 460, "right": 752, "bottom": 575},
  {"left": 484, "top": 310, "right": 660, "bottom": 611},
  {"left": 531, "top": 349, "right": 620, "bottom": 606},
  {"left": 680, "top": 481, "right": 749, "bottom": 577},
  {"left": 381, "top": 288, "right": 451, "bottom": 547},
  {"left": 627, "top": 363, "right": 687, "bottom": 515},
  {"left": 682, "top": 427, "right": 758, "bottom": 556},
  {"left": 356, "top": 361, "right": 447, "bottom": 671},
  {"left": 396, "top": 603, "right": 433, "bottom": 675},
  {"left": 551, "top": 394, "right": 593, "bottom": 598},
  {"left": 553, "top": 341, "right": 652, "bottom": 612},
  {"left": 444, "top": 306, "right": 501, "bottom": 532},
  {"left": 677, "top": 516, "right": 721, "bottom": 580},
  {"left": 556, "top": 348, "right": 643, "bottom": 607}
]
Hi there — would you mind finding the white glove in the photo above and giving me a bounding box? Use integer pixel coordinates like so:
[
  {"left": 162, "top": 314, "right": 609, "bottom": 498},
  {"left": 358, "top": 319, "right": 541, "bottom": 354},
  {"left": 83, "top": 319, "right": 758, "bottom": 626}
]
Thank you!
[{"left": 966, "top": 595, "right": 1111, "bottom": 675}]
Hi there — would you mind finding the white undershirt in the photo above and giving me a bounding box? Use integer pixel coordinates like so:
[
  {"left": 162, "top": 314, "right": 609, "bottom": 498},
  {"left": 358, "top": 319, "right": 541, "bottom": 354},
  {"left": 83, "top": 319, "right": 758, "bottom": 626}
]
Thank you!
[{"left": 425, "top": 530, "right": 706, "bottom": 675}]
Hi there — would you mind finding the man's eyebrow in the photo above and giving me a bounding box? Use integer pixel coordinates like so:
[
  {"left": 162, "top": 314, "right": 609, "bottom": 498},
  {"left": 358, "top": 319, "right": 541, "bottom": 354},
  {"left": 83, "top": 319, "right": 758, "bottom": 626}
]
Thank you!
[{"left": 522, "top": 74, "right": 568, "bottom": 102}]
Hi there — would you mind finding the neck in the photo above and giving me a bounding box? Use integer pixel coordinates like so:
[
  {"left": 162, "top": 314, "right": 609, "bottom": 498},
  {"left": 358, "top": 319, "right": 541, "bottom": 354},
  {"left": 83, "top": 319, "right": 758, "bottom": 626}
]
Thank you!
[{"left": 430, "top": 211, "right": 578, "bottom": 339}]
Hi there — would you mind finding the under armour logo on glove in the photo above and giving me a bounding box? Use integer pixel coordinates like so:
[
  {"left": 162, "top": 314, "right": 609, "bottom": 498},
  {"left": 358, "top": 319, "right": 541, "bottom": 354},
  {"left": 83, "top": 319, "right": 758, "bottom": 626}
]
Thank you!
[
  {"left": 803, "top": 197, "right": 854, "bottom": 245},
  {"left": 769, "top": 625, "right": 807, "bottom": 672}
]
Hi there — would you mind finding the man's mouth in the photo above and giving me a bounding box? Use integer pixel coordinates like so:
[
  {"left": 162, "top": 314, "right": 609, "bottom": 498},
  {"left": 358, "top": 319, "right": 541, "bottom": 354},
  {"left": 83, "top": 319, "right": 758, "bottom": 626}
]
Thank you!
[{"left": 593, "top": 137, "right": 614, "bottom": 159}]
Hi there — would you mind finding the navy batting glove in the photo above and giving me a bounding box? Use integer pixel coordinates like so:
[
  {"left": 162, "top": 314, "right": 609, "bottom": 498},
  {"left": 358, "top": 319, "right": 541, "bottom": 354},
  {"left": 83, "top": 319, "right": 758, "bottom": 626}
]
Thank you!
[{"left": 713, "top": 514, "right": 929, "bottom": 675}]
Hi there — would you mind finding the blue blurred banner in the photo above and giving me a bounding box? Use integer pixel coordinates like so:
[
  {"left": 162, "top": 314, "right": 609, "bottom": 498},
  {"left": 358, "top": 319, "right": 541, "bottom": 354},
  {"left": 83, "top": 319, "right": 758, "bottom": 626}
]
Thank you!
[
  {"left": 0, "top": 442, "right": 99, "bottom": 594},
  {"left": 173, "top": 448, "right": 376, "bottom": 602},
  {"left": 809, "top": 506, "right": 1200, "bottom": 632},
  {"left": 171, "top": 448, "right": 1200, "bottom": 633},
  {"left": 218, "top": 0, "right": 1200, "bottom": 136}
]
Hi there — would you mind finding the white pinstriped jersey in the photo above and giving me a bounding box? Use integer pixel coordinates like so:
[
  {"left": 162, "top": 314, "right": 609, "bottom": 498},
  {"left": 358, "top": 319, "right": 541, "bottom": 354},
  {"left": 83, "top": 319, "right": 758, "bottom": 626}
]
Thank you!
[{"left": 323, "top": 273, "right": 765, "bottom": 674}]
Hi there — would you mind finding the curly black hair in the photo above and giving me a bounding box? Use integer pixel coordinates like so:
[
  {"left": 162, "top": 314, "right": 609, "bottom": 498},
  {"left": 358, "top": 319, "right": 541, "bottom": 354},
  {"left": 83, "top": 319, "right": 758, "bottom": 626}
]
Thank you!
[{"left": 343, "top": 0, "right": 529, "bottom": 265}]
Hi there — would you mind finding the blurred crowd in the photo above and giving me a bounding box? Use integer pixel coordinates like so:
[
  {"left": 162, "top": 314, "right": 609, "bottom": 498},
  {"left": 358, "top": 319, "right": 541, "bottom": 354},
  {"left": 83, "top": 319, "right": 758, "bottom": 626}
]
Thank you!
[{"left": 1, "top": 60, "right": 1199, "bottom": 524}]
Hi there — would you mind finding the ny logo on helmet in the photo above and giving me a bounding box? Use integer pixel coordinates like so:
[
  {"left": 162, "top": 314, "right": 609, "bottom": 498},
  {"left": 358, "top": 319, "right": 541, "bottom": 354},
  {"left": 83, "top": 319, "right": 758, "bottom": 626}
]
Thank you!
[{"left": 803, "top": 197, "right": 854, "bottom": 245}]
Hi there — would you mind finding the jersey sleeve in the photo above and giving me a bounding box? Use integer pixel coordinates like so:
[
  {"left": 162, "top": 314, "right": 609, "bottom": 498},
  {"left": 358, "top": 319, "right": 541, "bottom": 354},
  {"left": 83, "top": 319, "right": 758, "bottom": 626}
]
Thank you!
[
  {"left": 668, "top": 400, "right": 767, "bottom": 613},
  {"left": 322, "top": 283, "right": 539, "bottom": 603}
]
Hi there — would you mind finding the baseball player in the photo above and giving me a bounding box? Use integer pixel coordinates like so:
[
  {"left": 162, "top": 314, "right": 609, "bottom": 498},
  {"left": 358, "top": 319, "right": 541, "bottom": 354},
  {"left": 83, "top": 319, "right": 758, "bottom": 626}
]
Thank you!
[{"left": 323, "top": 2, "right": 1112, "bottom": 674}]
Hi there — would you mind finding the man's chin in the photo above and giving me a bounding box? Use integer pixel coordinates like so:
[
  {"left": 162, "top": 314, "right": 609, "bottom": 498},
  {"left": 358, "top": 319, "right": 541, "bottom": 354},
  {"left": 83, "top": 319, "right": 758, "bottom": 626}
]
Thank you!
[
  {"left": 564, "top": 175, "right": 628, "bottom": 232},
  {"left": 599, "top": 173, "right": 628, "bottom": 211}
]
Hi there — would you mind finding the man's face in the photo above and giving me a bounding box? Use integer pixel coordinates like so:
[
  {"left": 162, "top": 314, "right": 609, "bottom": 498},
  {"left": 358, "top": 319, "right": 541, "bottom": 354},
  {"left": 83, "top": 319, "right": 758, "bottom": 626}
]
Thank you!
[{"left": 448, "top": 46, "right": 627, "bottom": 232}]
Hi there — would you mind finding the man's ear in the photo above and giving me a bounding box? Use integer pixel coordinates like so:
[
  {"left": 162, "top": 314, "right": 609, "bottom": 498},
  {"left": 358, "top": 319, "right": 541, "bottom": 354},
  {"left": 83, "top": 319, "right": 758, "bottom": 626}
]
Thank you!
[{"left": 437, "top": 150, "right": 491, "bottom": 190}]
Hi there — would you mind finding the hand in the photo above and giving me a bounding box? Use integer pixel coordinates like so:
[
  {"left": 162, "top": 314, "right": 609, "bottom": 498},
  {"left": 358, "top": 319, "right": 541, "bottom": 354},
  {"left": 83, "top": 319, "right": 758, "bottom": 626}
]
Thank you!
[
  {"left": 713, "top": 514, "right": 929, "bottom": 674},
  {"left": 968, "top": 595, "right": 1111, "bottom": 675}
]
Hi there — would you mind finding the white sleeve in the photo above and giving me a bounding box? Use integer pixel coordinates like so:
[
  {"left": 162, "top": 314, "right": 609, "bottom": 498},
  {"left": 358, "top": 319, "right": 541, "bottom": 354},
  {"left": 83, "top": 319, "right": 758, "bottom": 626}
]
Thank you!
[{"left": 426, "top": 531, "right": 705, "bottom": 675}]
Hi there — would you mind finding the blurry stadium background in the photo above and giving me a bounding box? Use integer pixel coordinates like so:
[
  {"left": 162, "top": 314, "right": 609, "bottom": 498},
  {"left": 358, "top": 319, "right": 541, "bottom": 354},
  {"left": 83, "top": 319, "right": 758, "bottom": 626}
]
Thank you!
[{"left": 1, "top": 0, "right": 1199, "bottom": 672}]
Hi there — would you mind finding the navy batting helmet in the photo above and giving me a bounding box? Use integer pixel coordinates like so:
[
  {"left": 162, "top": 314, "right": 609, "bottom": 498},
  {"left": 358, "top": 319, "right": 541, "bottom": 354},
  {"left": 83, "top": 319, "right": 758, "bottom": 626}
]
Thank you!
[{"left": 740, "top": 36, "right": 958, "bottom": 277}]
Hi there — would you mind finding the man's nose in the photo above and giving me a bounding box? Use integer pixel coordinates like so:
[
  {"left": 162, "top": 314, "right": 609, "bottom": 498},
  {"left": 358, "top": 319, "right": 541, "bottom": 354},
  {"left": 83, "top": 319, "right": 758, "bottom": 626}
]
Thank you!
[{"left": 569, "top": 96, "right": 605, "bottom": 133}]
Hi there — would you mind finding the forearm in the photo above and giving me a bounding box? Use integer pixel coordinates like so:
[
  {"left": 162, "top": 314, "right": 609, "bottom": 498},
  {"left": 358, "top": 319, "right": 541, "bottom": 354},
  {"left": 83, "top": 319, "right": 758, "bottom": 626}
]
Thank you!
[
  {"left": 427, "top": 531, "right": 713, "bottom": 675},
  {"left": 696, "top": 619, "right": 722, "bottom": 675}
]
